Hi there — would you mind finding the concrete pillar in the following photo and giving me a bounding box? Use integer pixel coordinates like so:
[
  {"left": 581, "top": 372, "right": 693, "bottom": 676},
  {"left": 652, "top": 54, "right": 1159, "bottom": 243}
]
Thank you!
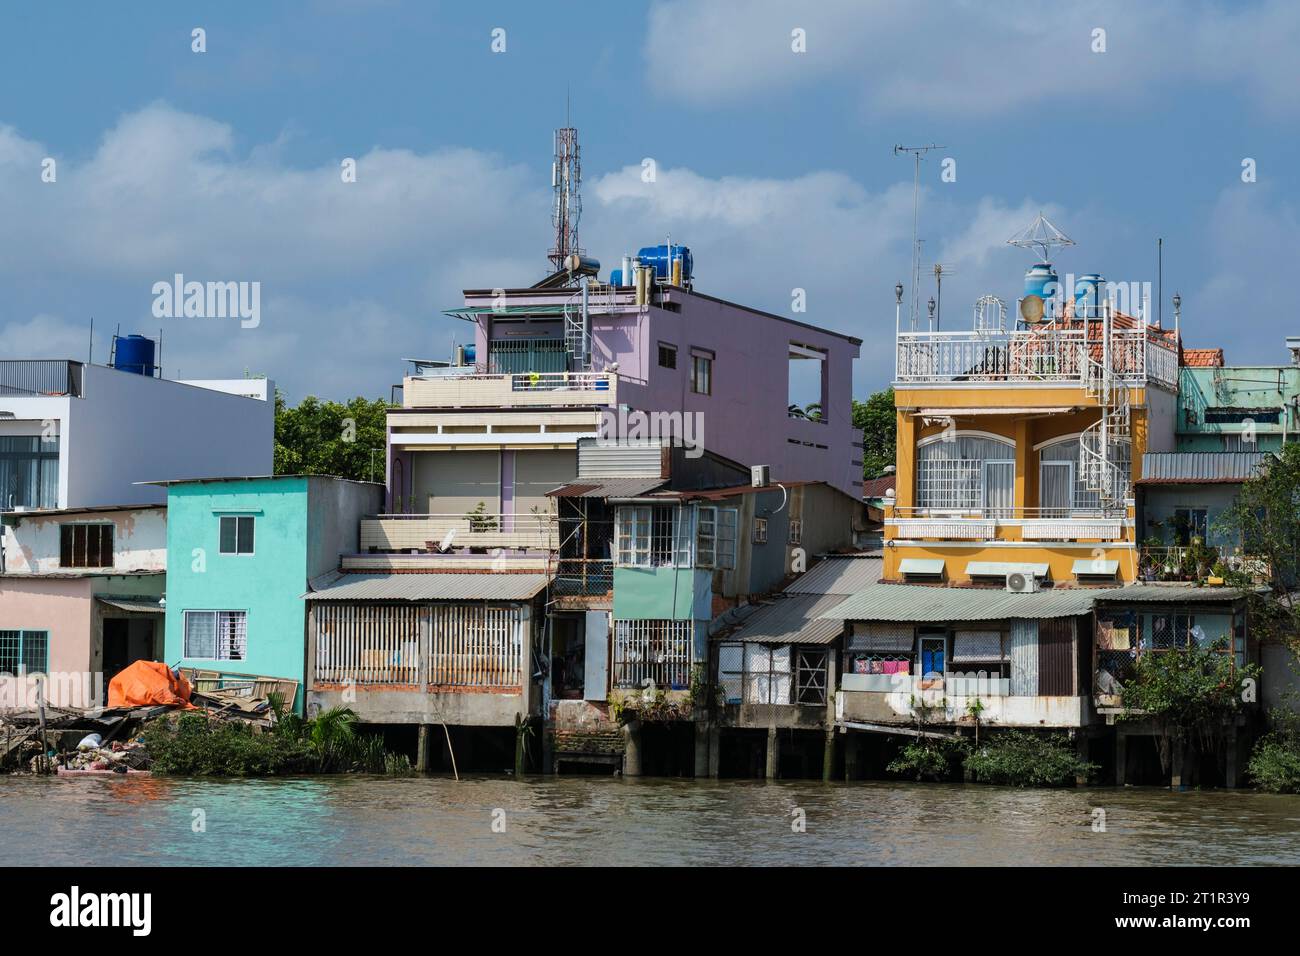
[
  {"left": 844, "top": 733, "right": 859, "bottom": 781},
  {"left": 416, "top": 724, "right": 431, "bottom": 773},
  {"left": 1075, "top": 734, "right": 1090, "bottom": 787},
  {"left": 693, "top": 721, "right": 710, "bottom": 778},
  {"left": 623, "top": 720, "right": 643, "bottom": 777},
  {"left": 1115, "top": 731, "right": 1127, "bottom": 786},
  {"left": 765, "top": 726, "right": 779, "bottom": 780},
  {"left": 822, "top": 729, "right": 836, "bottom": 782},
  {"left": 708, "top": 723, "right": 721, "bottom": 779},
  {"left": 1171, "top": 738, "right": 1185, "bottom": 790},
  {"left": 514, "top": 714, "right": 526, "bottom": 777},
  {"left": 1225, "top": 725, "right": 1239, "bottom": 789},
  {"left": 542, "top": 724, "right": 554, "bottom": 775}
]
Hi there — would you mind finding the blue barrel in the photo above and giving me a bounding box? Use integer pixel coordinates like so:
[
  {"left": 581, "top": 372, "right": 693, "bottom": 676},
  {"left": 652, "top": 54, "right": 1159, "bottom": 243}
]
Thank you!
[
  {"left": 1023, "top": 263, "right": 1058, "bottom": 302},
  {"left": 1074, "top": 274, "right": 1105, "bottom": 317},
  {"left": 113, "top": 334, "right": 156, "bottom": 376},
  {"left": 636, "top": 244, "right": 693, "bottom": 282},
  {"left": 610, "top": 269, "right": 624, "bottom": 286},
  {"left": 463, "top": 344, "right": 477, "bottom": 365}
]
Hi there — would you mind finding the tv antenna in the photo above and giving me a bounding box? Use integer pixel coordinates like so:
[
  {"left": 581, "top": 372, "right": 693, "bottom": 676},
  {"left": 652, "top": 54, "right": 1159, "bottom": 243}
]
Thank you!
[
  {"left": 931, "top": 262, "right": 955, "bottom": 331},
  {"left": 894, "top": 143, "right": 944, "bottom": 331},
  {"left": 1007, "top": 212, "right": 1074, "bottom": 263}
]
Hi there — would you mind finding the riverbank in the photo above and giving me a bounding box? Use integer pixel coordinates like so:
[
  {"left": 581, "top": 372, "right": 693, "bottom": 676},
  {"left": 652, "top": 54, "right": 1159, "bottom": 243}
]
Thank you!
[{"left": 5, "top": 774, "right": 1299, "bottom": 866}]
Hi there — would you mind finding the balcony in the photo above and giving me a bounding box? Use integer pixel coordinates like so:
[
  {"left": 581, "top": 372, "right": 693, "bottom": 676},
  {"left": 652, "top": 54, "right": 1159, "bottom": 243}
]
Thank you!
[
  {"left": 360, "top": 512, "right": 558, "bottom": 553},
  {"left": 888, "top": 506, "right": 1128, "bottom": 542},
  {"left": 895, "top": 328, "right": 1177, "bottom": 388},
  {"left": 403, "top": 370, "right": 617, "bottom": 409},
  {"left": 0, "top": 360, "right": 83, "bottom": 398}
]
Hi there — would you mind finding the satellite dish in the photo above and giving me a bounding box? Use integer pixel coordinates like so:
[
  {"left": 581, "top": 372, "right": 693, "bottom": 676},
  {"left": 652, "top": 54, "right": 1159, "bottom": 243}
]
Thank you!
[{"left": 1020, "top": 294, "right": 1045, "bottom": 323}]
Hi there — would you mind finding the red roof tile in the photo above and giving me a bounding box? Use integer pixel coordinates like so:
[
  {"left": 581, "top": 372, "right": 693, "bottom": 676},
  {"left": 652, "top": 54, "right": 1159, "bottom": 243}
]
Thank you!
[{"left": 1181, "top": 348, "right": 1224, "bottom": 368}]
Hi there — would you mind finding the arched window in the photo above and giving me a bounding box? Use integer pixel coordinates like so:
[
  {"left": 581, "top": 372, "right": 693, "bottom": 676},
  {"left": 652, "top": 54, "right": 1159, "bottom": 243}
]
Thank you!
[
  {"left": 1038, "top": 435, "right": 1131, "bottom": 515},
  {"left": 916, "top": 433, "right": 1016, "bottom": 514}
]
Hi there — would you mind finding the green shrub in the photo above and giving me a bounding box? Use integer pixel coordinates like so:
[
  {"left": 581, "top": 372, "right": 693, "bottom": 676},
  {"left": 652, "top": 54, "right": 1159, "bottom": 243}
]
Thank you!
[
  {"left": 964, "top": 731, "right": 1096, "bottom": 787},
  {"left": 886, "top": 737, "right": 968, "bottom": 781},
  {"left": 143, "top": 713, "right": 315, "bottom": 776},
  {"left": 1248, "top": 710, "right": 1300, "bottom": 794}
]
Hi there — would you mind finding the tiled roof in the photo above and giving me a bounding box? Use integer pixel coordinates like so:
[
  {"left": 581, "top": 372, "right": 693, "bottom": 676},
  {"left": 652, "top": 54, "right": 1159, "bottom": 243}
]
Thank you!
[
  {"left": 1182, "top": 348, "right": 1225, "bottom": 368},
  {"left": 862, "top": 475, "right": 896, "bottom": 498}
]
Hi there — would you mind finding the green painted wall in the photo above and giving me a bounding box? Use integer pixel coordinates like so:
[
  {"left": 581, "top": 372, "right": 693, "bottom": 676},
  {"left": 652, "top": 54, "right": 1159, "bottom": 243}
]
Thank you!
[
  {"left": 163, "top": 477, "right": 310, "bottom": 711},
  {"left": 612, "top": 566, "right": 712, "bottom": 620}
]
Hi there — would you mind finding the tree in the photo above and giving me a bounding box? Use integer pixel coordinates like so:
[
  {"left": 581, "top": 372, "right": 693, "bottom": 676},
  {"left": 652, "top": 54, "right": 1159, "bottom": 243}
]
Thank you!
[
  {"left": 853, "top": 387, "right": 896, "bottom": 480},
  {"left": 274, "top": 391, "right": 391, "bottom": 482}
]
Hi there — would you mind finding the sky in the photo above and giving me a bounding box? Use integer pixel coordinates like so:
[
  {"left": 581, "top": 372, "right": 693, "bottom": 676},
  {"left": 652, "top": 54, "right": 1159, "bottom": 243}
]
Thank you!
[{"left": 1, "top": 0, "right": 1298, "bottom": 403}]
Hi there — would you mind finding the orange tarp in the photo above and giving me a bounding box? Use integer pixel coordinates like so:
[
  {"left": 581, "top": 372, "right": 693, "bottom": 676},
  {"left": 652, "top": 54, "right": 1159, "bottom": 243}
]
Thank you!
[{"left": 108, "top": 660, "right": 195, "bottom": 709}]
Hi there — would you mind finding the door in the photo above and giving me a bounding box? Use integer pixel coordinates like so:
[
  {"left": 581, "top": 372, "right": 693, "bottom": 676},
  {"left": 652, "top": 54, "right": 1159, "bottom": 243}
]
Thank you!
[
  {"left": 1039, "top": 460, "right": 1073, "bottom": 517},
  {"left": 1038, "top": 618, "right": 1075, "bottom": 695},
  {"left": 919, "top": 633, "right": 946, "bottom": 689},
  {"left": 983, "top": 460, "right": 1015, "bottom": 518},
  {"left": 582, "top": 611, "right": 609, "bottom": 701}
]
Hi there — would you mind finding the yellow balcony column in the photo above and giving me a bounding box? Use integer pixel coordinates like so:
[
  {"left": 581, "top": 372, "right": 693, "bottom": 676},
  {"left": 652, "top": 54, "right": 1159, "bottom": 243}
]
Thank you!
[
  {"left": 886, "top": 409, "right": 916, "bottom": 581},
  {"left": 1014, "top": 417, "right": 1031, "bottom": 520}
]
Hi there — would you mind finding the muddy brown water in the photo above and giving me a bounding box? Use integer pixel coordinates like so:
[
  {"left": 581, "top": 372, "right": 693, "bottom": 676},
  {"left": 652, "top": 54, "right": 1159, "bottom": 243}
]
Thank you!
[{"left": 4, "top": 775, "right": 1299, "bottom": 866}]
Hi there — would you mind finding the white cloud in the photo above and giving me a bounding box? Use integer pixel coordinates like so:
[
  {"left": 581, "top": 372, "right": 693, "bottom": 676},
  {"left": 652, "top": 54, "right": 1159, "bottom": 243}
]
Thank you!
[{"left": 643, "top": 0, "right": 1300, "bottom": 117}]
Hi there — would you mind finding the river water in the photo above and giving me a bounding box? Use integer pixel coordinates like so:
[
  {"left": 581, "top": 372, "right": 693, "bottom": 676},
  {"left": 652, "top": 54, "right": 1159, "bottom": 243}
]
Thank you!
[{"left": 4, "top": 775, "right": 1299, "bottom": 866}]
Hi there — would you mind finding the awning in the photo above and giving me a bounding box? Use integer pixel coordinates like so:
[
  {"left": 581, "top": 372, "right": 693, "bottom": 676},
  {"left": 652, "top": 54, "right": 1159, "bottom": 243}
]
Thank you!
[
  {"left": 1073, "top": 558, "right": 1119, "bottom": 576},
  {"left": 824, "top": 583, "right": 1109, "bottom": 622},
  {"left": 727, "top": 594, "right": 850, "bottom": 646},
  {"left": 966, "top": 561, "right": 1049, "bottom": 578},
  {"left": 899, "top": 558, "right": 945, "bottom": 576},
  {"left": 1092, "top": 584, "right": 1244, "bottom": 604},
  {"left": 97, "top": 597, "right": 164, "bottom": 614},
  {"left": 444, "top": 304, "right": 570, "bottom": 321},
  {"left": 304, "top": 572, "right": 549, "bottom": 602},
  {"left": 915, "top": 407, "right": 1077, "bottom": 417},
  {"left": 547, "top": 477, "right": 666, "bottom": 498}
]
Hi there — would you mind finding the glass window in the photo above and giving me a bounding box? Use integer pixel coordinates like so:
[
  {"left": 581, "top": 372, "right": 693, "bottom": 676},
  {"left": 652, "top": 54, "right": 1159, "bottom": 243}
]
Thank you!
[
  {"left": 183, "top": 611, "right": 246, "bottom": 661},
  {"left": 657, "top": 343, "right": 677, "bottom": 369},
  {"left": 219, "top": 515, "right": 255, "bottom": 554},
  {"left": 697, "top": 506, "right": 737, "bottom": 569},
  {"left": 0, "top": 630, "right": 49, "bottom": 673},
  {"left": 916, "top": 435, "right": 1015, "bottom": 511},
  {"left": 753, "top": 517, "right": 768, "bottom": 544},
  {"left": 1039, "top": 436, "right": 1131, "bottom": 512},
  {"left": 0, "top": 436, "right": 60, "bottom": 511},
  {"left": 1173, "top": 508, "right": 1208, "bottom": 545},
  {"left": 615, "top": 505, "right": 690, "bottom": 567},
  {"left": 691, "top": 354, "right": 712, "bottom": 395}
]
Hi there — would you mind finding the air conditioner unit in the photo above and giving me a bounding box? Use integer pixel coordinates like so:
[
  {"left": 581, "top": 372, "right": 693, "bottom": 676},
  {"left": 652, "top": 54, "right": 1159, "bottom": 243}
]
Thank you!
[
  {"left": 1006, "top": 571, "right": 1039, "bottom": 593},
  {"left": 750, "top": 465, "right": 771, "bottom": 488}
]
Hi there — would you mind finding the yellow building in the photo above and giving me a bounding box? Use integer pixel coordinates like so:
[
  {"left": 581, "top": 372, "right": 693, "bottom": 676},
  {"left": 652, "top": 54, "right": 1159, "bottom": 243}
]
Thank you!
[{"left": 883, "top": 306, "right": 1181, "bottom": 587}]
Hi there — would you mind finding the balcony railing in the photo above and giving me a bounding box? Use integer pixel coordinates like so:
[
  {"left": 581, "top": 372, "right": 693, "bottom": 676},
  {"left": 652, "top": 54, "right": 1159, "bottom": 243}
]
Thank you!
[
  {"left": 0, "top": 360, "right": 83, "bottom": 398},
  {"left": 1137, "top": 545, "right": 1269, "bottom": 583},
  {"left": 360, "top": 512, "right": 558, "bottom": 552},
  {"left": 403, "top": 370, "right": 616, "bottom": 408},
  {"left": 895, "top": 328, "right": 1177, "bottom": 388},
  {"left": 551, "top": 558, "right": 613, "bottom": 596},
  {"left": 889, "top": 506, "right": 1128, "bottom": 541}
]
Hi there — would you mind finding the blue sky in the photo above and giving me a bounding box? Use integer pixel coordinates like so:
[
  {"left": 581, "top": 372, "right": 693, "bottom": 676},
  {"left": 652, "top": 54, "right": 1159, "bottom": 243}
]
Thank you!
[{"left": 2, "top": 0, "right": 1297, "bottom": 401}]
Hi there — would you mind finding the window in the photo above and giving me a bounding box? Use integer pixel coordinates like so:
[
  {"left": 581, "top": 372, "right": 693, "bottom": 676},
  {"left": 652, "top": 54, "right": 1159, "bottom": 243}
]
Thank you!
[
  {"left": 1039, "top": 436, "right": 1132, "bottom": 513},
  {"left": 615, "top": 505, "right": 690, "bottom": 567},
  {"left": 753, "top": 517, "right": 768, "bottom": 544},
  {"left": 613, "top": 619, "right": 694, "bottom": 689},
  {"left": 796, "top": 648, "right": 829, "bottom": 705},
  {"left": 697, "top": 506, "right": 737, "bottom": 569},
  {"left": 787, "top": 342, "right": 828, "bottom": 422},
  {"left": 1173, "top": 508, "right": 1209, "bottom": 546},
  {"left": 0, "top": 630, "right": 49, "bottom": 673},
  {"left": 1223, "top": 434, "right": 1259, "bottom": 452},
  {"left": 59, "top": 524, "right": 113, "bottom": 568},
  {"left": 657, "top": 342, "right": 677, "bottom": 369},
  {"left": 788, "top": 518, "right": 802, "bottom": 545},
  {"left": 0, "top": 436, "right": 59, "bottom": 510},
  {"left": 690, "top": 351, "right": 713, "bottom": 395},
  {"left": 183, "top": 611, "right": 247, "bottom": 661},
  {"left": 915, "top": 435, "right": 1015, "bottom": 512},
  {"left": 219, "top": 515, "right": 255, "bottom": 555}
]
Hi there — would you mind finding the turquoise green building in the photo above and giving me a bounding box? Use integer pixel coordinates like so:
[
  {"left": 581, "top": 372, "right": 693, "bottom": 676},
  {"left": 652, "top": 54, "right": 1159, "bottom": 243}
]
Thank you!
[
  {"left": 156, "top": 475, "right": 381, "bottom": 712},
  {"left": 1177, "top": 360, "right": 1300, "bottom": 453}
]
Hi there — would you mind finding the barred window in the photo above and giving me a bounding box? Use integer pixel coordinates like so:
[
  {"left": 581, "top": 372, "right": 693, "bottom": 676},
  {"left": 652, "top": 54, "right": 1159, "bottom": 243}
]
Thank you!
[
  {"left": 59, "top": 523, "right": 114, "bottom": 568},
  {"left": 0, "top": 630, "right": 49, "bottom": 674},
  {"left": 183, "top": 610, "right": 247, "bottom": 661},
  {"left": 753, "top": 517, "right": 768, "bottom": 544},
  {"left": 788, "top": 518, "right": 802, "bottom": 545},
  {"left": 615, "top": 505, "right": 690, "bottom": 567},
  {"left": 614, "top": 619, "right": 694, "bottom": 689},
  {"left": 915, "top": 435, "right": 1014, "bottom": 511}
]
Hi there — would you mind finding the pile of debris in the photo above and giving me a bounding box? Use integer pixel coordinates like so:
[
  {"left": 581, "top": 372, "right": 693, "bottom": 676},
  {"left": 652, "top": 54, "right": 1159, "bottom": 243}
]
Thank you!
[{"left": 52, "top": 734, "right": 152, "bottom": 776}]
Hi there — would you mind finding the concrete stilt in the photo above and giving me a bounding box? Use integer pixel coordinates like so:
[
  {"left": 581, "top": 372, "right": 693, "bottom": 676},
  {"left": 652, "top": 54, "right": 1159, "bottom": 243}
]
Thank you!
[
  {"left": 623, "top": 720, "right": 643, "bottom": 776},
  {"left": 708, "top": 722, "right": 721, "bottom": 779},
  {"left": 693, "top": 721, "right": 710, "bottom": 778},
  {"left": 416, "top": 724, "right": 431, "bottom": 772},
  {"left": 1075, "top": 734, "right": 1090, "bottom": 787},
  {"left": 765, "top": 726, "right": 779, "bottom": 780},
  {"left": 1115, "top": 731, "right": 1127, "bottom": 786},
  {"left": 844, "top": 733, "right": 858, "bottom": 781},
  {"left": 1171, "top": 738, "right": 1185, "bottom": 790},
  {"left": 1225, "top": 725, "right": 1239, "bottom": 789},
  {"left": 514, "top": 714, "right": 526, "bottom": 777},
  {"left": 822, "top": 729, "right": 835, "bottom": 782},
  {"left": 542, "top": 724, "right": 554, "bottom": 775}
]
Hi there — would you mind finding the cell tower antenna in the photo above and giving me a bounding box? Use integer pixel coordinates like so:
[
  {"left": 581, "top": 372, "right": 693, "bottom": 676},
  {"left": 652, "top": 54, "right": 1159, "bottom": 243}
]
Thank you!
[
  {"left": 1007, "top": 211, "right": 1075, "bottom": 263},
  {"left": 894, "top": 143, "right": 944, "bottom": 331},
  {"left": 548, "top": 114, "right": 583, "bottom": 272}
]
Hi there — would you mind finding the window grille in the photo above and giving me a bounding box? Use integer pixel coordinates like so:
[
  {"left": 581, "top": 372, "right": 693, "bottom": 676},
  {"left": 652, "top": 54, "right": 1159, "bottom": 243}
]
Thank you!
[
  {"left": 184, "top": 611, "right": 247, "bottom": 661},
  {"left": 0, "top": 630, "right": 49, "bottom": 673},
  {"left": 613, "top": 619, "right": 694, "bottom": 689}
]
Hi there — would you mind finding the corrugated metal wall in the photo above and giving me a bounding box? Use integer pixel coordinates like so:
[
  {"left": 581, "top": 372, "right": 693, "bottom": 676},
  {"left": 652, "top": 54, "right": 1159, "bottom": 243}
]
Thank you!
[
  {"left": 1038, "top": 617, "right": 1075, "bottom": 696},
  {"left": 578, "top": 440, "right": 663, "bottom": 478},
  {"left": 1009, "top": 620, "right": 1038, "bottom": 696}
]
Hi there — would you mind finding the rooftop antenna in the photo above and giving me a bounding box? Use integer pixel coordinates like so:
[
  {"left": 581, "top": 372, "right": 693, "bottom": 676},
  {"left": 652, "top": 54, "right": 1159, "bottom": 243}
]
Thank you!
[
  {"left": 1007, "top": 211, "right": 1075, "bottom": 263},
  {"left": 894, "top": 143, "right": 944, "bottom": 331},
  {"left": 548, "top": 101, "right": 583, "bottom": 273},
  {"left": 1157, "top": 237, "right": 1163, "bottom": 329},
  {"left": 931, "top": 262, "right": 955, "bottom": 331}
]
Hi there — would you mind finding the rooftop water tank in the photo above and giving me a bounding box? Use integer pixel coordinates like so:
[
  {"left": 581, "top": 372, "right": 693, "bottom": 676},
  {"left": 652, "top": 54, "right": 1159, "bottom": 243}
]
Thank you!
[
  {"left": 1074, "top": 274, "right": 1106, "bottom": 318},
  {"left": 1023, "top": 263, "right": 1058, "bottom": 302},
  {"left": 637, "top": 244, "right": 693, "bottom": 283},
  {"left": 113, "top": 334, "right": 157, "bottom": 376}
]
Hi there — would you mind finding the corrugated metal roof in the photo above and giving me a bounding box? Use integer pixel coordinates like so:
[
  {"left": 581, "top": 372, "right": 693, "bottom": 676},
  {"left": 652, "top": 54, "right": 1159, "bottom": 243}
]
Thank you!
[
  {"left": 822, "top": 584, "right": 1107, "bottom": 622},
  {"left": 1093, "top": 584, "right": 1244, "bottom": 603},
  {"left": 547, "top": 477, "right": 666, "bottom": 498},
  {"left": 729, "top": 593, "right": 849, "bottom": 645},
  {"left": 1140, "top": 452, "right": 1269, "bottom": 483},
  {"left": 97, "top": 597, "right": 165, "bottom": 614},
  {"left": 786, "top": 554, "right": 883, "bottom": 595},
  {"left": 304, "top": 572, "right": 549, "bottom": 602}
]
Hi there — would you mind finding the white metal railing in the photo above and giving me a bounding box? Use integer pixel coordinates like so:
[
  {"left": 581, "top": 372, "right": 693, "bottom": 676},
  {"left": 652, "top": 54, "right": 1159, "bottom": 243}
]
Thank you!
[
  {"left": 313, "top": 604, "right": 525, "bottom": 688},
  {"left": 888, "top": 505, "right": 1128, "bottom": 541},
  {"left": 407, "top": 370, "right": 612, "bottom": 391},
  {"left": 895, "top": 328, "right": 1177, "bottom": 387},
  {"left": 613, "top": 619, "right": 695, "bottom": 690}
]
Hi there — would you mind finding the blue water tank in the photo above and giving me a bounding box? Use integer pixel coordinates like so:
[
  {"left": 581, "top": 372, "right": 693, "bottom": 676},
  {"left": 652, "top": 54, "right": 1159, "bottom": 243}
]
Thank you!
[
  {"left": 113, "top": 334, "right": 156, "bottom": 376},
  {"left": 463, "top": 344, "right": 477, "bottom": 365},
  {"left": 1074, "top": 273, "right": 1106, "bottom": 317},
  {"left": 1023, "top": 262, "right": 1059, "bottom": 302},
  {"left": 636, "top": 244, "right": 693, "bottom": 282},
  {"left": 610, "top": 269, "right": 624, "bottom": 286}
]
